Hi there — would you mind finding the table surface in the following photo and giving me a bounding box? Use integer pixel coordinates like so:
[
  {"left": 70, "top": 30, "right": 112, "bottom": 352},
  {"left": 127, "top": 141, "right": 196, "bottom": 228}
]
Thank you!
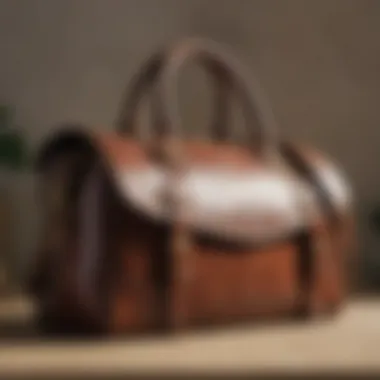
[{"left": 0, "top": 297, "right": 379, "bottom": 377}]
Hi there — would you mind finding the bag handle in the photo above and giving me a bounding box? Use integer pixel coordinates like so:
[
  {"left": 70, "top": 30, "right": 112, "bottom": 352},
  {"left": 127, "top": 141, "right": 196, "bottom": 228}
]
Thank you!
[{"left": 116, "top": 38, "right": 279, "bottom": 160}]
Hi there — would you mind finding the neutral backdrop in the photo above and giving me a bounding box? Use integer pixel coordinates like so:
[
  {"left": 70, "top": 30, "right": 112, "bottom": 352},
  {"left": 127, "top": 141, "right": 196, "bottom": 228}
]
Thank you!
[{"left": 0, "top": 0, "right": 379, "bottom": 287}]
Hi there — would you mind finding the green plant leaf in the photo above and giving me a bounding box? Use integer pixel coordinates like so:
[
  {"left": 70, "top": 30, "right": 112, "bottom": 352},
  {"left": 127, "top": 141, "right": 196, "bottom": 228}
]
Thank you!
[{"left": 0, "top": 130, "right": 28, "bottom": 170}]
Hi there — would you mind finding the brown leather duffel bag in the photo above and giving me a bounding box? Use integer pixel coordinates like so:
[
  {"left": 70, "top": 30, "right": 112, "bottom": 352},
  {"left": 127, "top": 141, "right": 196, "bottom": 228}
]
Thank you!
[{"left": 29, "top": 38, "right": 354, "bottom": 335}]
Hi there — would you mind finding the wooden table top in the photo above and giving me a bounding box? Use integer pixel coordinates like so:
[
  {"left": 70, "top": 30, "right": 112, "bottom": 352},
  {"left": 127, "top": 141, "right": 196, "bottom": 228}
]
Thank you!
[{"left": 0, "top": 296, "right": 379, "bottom": 378}]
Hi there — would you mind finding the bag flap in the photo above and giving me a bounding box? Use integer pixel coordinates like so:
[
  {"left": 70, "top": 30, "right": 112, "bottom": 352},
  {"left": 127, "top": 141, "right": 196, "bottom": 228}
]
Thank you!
[{"left": 115, "top": 165, "right": 321, "bottom": 244}]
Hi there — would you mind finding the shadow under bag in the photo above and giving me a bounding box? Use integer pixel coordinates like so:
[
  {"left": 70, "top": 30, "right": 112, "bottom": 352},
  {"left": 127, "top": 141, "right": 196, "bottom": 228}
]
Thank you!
[{"left": 29, "top": 38, "right": 355, "bottom": 335}]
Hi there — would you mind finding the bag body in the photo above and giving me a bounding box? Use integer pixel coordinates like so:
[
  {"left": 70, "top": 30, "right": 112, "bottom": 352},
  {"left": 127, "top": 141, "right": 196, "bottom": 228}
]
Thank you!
[{"left": 29, "top": 38, "right": 354, "bottom": 335}]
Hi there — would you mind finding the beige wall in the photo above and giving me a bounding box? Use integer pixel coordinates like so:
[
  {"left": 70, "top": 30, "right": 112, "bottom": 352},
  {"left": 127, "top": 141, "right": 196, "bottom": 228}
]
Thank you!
[{"left": 0, "top": 0, "right": 379, "bottom": 285}]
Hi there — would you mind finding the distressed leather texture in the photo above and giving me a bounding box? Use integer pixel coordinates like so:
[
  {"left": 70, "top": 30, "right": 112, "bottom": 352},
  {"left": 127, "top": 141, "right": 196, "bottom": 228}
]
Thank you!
[{"left": 29, "top": 38, "right": 354, "bottom": 335}]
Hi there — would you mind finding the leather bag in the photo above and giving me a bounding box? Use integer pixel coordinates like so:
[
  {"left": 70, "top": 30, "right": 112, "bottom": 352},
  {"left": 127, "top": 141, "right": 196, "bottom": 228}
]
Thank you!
[{"left": 29, "top": 38, "right": 354, "bottom": 335}]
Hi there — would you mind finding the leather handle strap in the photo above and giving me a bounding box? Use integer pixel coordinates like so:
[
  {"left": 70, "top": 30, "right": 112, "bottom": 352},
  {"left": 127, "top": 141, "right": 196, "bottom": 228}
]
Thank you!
[
  {"left": 116, "top": 38, "right": 281, "bottom": 330},
  {"left": 116, "top": 38, "right": 278, "bottom": 159}
]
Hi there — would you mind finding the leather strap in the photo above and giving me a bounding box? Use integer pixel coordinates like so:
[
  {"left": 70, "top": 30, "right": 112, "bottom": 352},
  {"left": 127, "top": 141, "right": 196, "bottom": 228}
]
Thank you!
[
  {"left": 116, "top": 38, "right": 279, "bottom": 159},
  {"left": 280, "top": 142, "right": 343, "bottom": 317},
  {"left": 116, "top": 38, "right": 282, "bottom": 329}
]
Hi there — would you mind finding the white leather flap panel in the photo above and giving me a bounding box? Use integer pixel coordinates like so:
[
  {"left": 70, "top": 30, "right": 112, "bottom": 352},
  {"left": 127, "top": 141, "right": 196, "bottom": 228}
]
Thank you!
[{"left": 115, "top": 166, "right": 322, "bottom": 243}]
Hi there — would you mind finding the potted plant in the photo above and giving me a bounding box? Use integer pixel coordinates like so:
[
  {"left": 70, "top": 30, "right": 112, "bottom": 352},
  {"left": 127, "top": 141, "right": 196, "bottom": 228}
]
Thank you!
[{"left": 0, "top": 105, "right": 28, "bottom": 294}]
